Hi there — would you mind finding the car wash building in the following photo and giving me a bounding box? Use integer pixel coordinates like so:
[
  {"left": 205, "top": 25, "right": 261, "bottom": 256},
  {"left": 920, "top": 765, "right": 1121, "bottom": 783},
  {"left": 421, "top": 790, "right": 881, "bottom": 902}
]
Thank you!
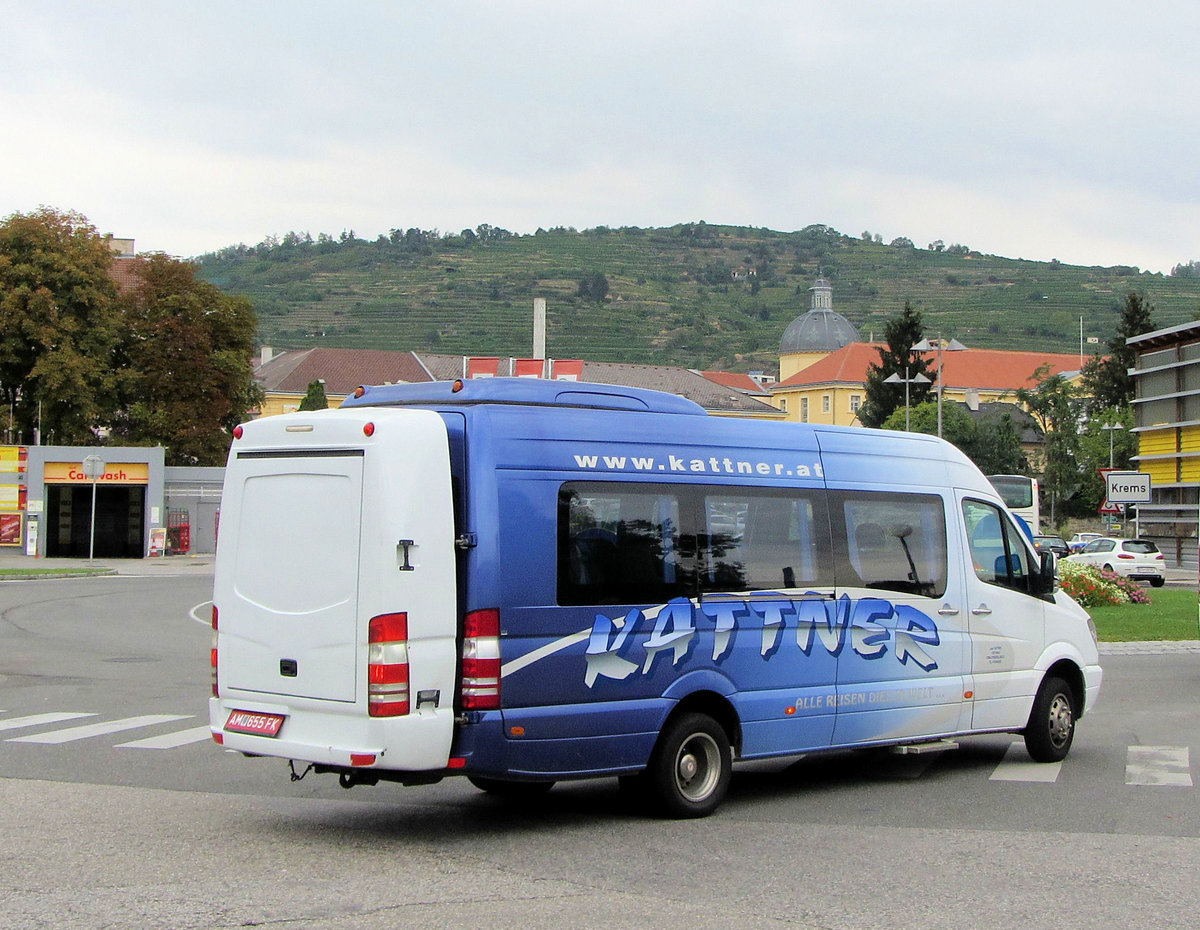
[{"left": 23, "top": 446, "right": 165, "bottom": 559}]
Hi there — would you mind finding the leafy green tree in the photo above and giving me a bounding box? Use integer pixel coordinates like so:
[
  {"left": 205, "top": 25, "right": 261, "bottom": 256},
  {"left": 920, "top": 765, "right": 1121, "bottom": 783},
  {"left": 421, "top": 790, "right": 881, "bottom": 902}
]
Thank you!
[
  {"left": 858, "top": 302, "right": 934, "bottom": 428},
  {"left": 1073, "top": 408, "right": 1136, "bottom": 513},
  {"left": 0, "top": 207, "right": 122, "bottom": 443},
  {"left": 111, "top": 253, "right": 261, "bottom": 465},
  {"left": 298, "top": 379, "right": 328, "bottom": 411},
  {"left": 1081, "top": 291, "right": 1156, "bottom": 412},
  {"left": 1016, "top": 367, "right": 1081, "bottom": 524},
  {"left": 879, "top": 400, "right": 1026, "bottom": 477},
  {"left": 576, "top": 271, "right": 609, "bottom": 302}
]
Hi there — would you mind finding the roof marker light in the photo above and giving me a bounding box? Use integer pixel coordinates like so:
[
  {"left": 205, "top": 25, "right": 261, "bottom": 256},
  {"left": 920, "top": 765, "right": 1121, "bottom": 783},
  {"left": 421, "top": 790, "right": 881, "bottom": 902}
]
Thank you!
[
  {"left": 452, "top": 379, "right": 465, "bottom": 393},
  {"left": 363, "top": 422, "right": 375, "bottom": 437},
  {"left": 232, "top": 425, "right": 243, "bottom": 439},
  {"left": 354, "top": 385, "right": 367, "bottom": 398}
]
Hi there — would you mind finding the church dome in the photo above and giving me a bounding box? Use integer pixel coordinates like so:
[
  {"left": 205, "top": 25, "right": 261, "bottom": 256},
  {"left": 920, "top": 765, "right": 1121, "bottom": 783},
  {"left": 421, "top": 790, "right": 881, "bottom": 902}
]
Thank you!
[{"left": 779, "top": 278, "right": 860, "bottom": 354}]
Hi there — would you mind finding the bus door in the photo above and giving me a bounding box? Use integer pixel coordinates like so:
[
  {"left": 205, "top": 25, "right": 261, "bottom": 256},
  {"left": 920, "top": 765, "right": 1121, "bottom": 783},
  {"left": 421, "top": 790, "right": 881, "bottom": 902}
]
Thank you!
[
  {"left": 829, "top": 489, "right": 973, "bottom": 745},
  {"left": 958, "top": 494, "right": 1047, "bottom": 732}
]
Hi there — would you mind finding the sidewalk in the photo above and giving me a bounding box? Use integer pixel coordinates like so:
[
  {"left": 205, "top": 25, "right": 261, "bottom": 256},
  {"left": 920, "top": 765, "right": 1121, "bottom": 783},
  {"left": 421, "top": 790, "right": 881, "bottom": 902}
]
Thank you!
[{"left": 0, "top": 548, "right": 213, "bottom": 577}]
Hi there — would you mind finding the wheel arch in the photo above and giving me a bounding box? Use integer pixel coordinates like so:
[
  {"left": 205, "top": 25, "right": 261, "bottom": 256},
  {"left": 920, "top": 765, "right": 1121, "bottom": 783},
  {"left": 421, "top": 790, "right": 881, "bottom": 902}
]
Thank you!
[
  {"left": 660, "top": 688, "right": 742, "bottom": 757},
  {"left": 1044, "top": 658, "right": 1086, "bottom": 717}
]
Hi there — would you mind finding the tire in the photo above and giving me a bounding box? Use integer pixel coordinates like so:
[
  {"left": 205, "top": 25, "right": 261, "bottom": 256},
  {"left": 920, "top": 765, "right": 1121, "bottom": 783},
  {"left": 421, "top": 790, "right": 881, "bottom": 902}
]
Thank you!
[
  {"left": 1151, "top": 577, "right": 1165, "bottom": 588},
  {"left": 1023, "top": 675, "right": 1076, "bottom": 762},
  {"left": 645, "top": 712, "right": 732, "bottom": 818},
  {"left": 1102, "top": 564, "right": 1115, "bottom": 573},
  {"left": 467, "top": 775, "right": 554, "bottom": 797}
]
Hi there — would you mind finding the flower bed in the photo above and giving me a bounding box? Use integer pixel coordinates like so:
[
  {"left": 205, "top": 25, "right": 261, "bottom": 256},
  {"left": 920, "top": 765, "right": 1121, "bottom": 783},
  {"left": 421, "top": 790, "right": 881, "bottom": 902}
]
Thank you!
[{"left": 1058, "top": 559, "right": 1151, "bottom": 607}]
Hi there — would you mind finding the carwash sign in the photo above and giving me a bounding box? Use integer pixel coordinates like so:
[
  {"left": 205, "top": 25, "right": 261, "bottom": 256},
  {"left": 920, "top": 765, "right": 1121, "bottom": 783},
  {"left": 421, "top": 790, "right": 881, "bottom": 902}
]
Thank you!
[{"left": 1105, "top": 471, "right": 1152, "bottom": 504}]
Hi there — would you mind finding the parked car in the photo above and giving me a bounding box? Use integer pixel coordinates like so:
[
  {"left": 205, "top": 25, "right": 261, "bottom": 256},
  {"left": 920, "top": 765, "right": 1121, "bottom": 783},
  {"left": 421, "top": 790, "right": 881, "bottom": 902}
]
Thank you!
[
  {"left": 1067, "top": 532, "right": 1104, "bottom": 552},
  {"left": 1033, "top": 534, "right": 1070, "bottom": 559},
  {"left": 1064, "top": 537, "right": 1166, "bottom": 586}
]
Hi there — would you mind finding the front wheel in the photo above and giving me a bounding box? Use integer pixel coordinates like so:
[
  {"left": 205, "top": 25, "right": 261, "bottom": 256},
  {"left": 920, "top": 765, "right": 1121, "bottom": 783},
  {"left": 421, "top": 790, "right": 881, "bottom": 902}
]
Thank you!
[
  {"left": 1023, "top": 675, "right": 1076, "bottom": 762},
  {"left": 645, "top": 712, "right": 732, "bottom": 818}
]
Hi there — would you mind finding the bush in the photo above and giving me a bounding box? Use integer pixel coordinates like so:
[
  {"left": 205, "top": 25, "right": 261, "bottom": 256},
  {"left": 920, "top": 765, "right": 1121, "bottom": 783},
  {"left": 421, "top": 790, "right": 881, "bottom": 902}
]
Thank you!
[{"left": 1058, "top": 560, "right": 1151, "bottom": 607}]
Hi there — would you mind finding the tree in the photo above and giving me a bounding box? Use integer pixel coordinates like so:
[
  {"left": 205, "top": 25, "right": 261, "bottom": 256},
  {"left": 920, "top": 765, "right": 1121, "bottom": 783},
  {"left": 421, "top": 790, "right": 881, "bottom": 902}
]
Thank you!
[
  {"left": 298, "top": 379, "right": 328, "bottom": 411},
  {"left": 110, "top": 253, "right": 261, "bottom": 465},
  {"left": 858, "top": 302, "right": 934, "bottom": 428},
  {"left": 879, "top": 400, "right": 1027, "bottom": 477},
  {"left": 1081, "top": 291, "right": 1156, "bottom": 412},
  {"left": 1016, "top": 367, "right": 1081, "bottom": 524},
  {"left": 577, "top": 271, "right": 609, "bottom": 302},
  {"left": 0, "top": 207, "right": 122, "bottom": 444}
]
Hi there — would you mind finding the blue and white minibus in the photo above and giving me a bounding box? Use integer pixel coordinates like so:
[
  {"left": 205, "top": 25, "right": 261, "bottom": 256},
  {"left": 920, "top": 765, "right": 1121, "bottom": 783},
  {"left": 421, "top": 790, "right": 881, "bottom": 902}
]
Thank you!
[{"left": 209, "top": 379, "right": 1101, "bottom": 817}]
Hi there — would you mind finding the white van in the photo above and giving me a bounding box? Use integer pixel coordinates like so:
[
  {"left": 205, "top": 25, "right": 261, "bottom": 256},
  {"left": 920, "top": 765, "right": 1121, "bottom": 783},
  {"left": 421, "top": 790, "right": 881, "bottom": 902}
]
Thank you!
[{"left": 209, "top": 379, "right": 1102, "bottom": 817}]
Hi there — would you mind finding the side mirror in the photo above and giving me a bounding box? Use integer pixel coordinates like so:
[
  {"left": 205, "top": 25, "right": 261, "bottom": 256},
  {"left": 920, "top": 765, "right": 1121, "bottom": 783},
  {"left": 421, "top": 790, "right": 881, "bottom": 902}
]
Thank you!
[{"left": 1039, "top": 550, "right": 1059, "bottom": 596}]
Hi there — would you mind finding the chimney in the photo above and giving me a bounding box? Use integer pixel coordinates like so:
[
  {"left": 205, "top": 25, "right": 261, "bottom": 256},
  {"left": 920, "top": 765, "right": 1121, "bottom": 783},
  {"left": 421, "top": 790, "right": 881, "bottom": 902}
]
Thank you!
[
  {"left": 260, "top": 346, "right": 274, "bottom": 366},
  {"left": 965, "top": 388, "right": 980, "bottom": 411},
  {"left": 533, "top": 298, "right": 546, "bottom": 360}
]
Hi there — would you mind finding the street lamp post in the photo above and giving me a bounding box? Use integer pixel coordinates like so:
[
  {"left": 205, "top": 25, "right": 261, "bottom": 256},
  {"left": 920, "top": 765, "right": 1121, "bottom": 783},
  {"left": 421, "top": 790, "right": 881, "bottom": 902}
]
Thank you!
[
  {"left": 911, "top": 335, "right": 967, "bottom": 438},
  {"left": 1100, "top": 422, "right": 1124, "bottom": 469},
  {"left": 884, "top": 368, "right": 931, "bottom": 431}
]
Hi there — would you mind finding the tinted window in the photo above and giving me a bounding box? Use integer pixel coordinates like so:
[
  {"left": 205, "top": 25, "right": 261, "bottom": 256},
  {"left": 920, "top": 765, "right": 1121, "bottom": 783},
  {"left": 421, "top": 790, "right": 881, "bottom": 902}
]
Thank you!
[
  {"left": 832, "top": 491, "right": 947, "bottom": 598},
  {"left": 701, "top": 489, "right": 830, "bottom": 593},
  {"left": 1124, "top": 540, "right": 1159, "bottom": 554},
  {"left": 558, "top": 484, "right": 688, "bottom": 606}
]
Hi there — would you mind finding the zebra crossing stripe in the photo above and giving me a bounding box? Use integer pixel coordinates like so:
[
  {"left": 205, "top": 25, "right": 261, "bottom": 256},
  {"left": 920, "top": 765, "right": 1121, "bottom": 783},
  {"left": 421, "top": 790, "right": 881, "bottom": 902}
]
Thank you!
[
  {"left": 1126, "top": 746, "right": 1193, "bottom": 786},
  {"left": 7, "top": 714, "right": 192, "bottom": 744},
  {"left": 0, "top": 712, "right": 97, "bottom": 732},
  {"left": 988, "top": 741, "right": 1063, "bottom": 782},
  {"left": 116, "top": 726, "right": 212, "bottom": 749}
]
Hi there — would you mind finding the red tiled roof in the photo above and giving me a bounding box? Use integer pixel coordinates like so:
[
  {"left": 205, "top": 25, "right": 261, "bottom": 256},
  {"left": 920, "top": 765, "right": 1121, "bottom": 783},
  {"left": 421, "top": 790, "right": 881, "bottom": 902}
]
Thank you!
[
  {"left": 698, "top": 370, "right": 769, "bottom": 394},
  {"left": 773, "top": 342, "right": 1083, "bottom": 392}
]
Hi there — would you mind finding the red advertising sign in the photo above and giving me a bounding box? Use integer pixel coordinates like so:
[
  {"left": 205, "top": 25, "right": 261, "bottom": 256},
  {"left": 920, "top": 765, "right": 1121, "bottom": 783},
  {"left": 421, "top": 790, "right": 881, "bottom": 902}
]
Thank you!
[
  {"left": 513, "top": 358, "right": 545, "bottom": 378},
  {"left": 0, "top": 512, "right": 21, "bottom": 546},
  {"left": 466, "top": 357, "right": 500, "bottom": 379},
  {"left": 552, "top": 359, "right": 584, "bottom": 381}
]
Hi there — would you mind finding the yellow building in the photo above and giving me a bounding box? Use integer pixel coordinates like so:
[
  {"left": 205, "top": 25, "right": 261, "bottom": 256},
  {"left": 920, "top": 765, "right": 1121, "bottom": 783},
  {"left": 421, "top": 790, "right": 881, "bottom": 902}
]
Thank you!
[{"left": 1128, "top": 320, "right": 1200, "bottom": 569}]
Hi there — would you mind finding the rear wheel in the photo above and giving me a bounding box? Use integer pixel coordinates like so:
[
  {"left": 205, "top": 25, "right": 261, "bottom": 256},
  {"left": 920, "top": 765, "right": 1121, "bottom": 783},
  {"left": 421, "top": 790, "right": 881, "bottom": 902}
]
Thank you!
[
  {"left": 645, "top": 712, "right": 731, "bottom": 818},
  {"left": 1151, "top": 577, "right": 1165, "bottom": 588},
  {"left": 467, "top": 776, "right": 554, "bottom": 797},
  {"left": 1023, "top": 675, "right": 1076, "bottom": 762}
]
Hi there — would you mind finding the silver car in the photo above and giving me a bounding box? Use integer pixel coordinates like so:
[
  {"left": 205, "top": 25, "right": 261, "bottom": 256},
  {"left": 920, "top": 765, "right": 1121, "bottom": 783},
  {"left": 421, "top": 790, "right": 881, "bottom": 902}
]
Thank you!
[{"left": 1064, "top": 537, "right": 1166, "bottom": 586}]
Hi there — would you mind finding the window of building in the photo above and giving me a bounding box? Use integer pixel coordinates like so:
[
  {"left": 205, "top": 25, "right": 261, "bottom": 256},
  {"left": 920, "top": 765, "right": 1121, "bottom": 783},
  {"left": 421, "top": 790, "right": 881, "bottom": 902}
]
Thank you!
[
  {"left": 850, "top": 395, "right": 861, "bottom": 413},
  {"left": 800, "top": 397, "right": 809, "bottom": 422},
  {"left": 822, "top": 394, "right": 831, "bottom": 413}
]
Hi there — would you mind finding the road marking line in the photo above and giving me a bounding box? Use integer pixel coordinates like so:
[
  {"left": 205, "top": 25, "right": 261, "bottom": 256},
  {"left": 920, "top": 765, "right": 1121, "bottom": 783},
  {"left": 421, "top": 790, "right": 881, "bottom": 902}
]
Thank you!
[
  {"left": 7, "top": 714, "right": 192, "bottom": 744},
  {"left": 116, "top": 725, "right": 212, "bottom": 749},
  {"left": 0, "top": 712, "right": 98, "bottom": 732},
  {"left": 989, "top": 741, "right": 1063, "bottom": 782},
  {"left": 189, "top": 600, "right": 213, "bottom": 626},
  {"left": 1126, "top": 746, "right": 1193, "bottom": 786}
]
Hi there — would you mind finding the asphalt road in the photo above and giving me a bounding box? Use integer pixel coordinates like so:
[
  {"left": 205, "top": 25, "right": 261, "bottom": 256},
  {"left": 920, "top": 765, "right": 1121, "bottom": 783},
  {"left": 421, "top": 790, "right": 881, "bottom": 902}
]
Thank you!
[{"left": 2, "top": 573, "right": 1199, "bottom": 929}]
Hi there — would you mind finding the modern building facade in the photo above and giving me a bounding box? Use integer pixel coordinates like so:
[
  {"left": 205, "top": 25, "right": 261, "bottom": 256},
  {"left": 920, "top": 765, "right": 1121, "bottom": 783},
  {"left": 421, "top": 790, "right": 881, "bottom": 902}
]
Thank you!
[{"left": 1128, "top": 320, "right": 1200, "bottom": 570}]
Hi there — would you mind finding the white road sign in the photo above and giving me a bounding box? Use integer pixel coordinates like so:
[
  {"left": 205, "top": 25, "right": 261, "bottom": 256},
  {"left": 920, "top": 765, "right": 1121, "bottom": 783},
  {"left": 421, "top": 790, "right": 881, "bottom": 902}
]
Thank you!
[{"left": 1105, "top": 471, "right": 1151, "bottom": 504}]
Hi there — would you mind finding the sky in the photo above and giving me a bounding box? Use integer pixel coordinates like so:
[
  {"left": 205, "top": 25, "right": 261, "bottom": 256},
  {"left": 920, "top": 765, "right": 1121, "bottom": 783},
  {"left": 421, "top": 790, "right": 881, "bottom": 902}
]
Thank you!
[{"left": 3, "top": 2, "right": 1197, "bottom": 272}]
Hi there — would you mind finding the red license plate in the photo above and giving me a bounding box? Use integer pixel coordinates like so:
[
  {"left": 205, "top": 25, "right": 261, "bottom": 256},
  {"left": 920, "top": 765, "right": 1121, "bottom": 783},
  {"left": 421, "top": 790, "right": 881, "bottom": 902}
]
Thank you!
[{"left": 225, "top": 710, "right": 286, "bottom": 737}]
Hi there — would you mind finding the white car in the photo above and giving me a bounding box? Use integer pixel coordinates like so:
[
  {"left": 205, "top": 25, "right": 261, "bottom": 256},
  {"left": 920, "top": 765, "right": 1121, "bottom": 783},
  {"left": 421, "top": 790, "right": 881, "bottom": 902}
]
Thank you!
[
  {"left": 1067, "top": 532, "right": 1103, "bottom": 552},
  {"left": 1064, "top": 537, "right": 1166, "bottom": 586}
]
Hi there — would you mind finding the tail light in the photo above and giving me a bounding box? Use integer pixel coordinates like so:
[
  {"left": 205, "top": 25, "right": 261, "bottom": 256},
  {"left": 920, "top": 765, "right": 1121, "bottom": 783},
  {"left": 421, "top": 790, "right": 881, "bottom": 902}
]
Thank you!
[
  {"left": 210, "top": 605, "right": 219, "bottom": 698},
  {"left": 461, "top": 608, "right": 501, "bottom": 710},
  {"left": 368, "top": 613, "right": 410, "bottom": 717}
]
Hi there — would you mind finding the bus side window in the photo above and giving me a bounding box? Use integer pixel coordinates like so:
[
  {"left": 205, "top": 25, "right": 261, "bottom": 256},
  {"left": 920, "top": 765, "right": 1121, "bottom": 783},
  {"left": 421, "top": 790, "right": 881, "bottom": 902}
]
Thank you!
[
  {"left": 702, "top": 491, "right": 830, "bottom": 593},
  {"left": 558, "top": 484, "right": 687, "bottom": 606},
  {"left": 832, "top": 491, "right": 948, "bottom": 598}
]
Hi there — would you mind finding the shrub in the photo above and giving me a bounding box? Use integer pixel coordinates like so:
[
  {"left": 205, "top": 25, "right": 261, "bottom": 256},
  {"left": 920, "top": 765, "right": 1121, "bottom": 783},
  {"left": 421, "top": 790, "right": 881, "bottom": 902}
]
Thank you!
[{"left": 1058, "top": 560, "right": 1151, "bottom": 607}]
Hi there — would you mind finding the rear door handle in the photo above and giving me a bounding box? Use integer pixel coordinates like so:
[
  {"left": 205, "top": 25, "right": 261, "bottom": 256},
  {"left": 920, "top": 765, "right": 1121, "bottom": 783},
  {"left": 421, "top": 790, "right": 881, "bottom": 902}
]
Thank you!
[
  {"left": 971, "top": 603, "right": 992, "bottom": 616},
  {"left": 937, "top": 603, "right": 960, "bottom": 616}
]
